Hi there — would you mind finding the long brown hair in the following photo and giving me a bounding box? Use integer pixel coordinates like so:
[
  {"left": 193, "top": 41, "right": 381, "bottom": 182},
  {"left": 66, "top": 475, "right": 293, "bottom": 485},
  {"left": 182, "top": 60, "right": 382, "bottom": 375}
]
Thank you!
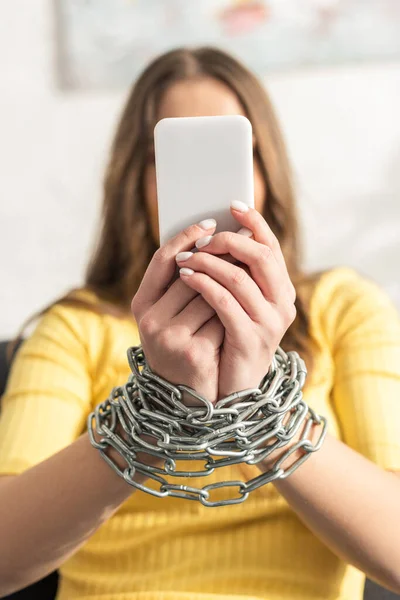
[{"left": 12, "top": 47, "right": 315, "bottom": 369}]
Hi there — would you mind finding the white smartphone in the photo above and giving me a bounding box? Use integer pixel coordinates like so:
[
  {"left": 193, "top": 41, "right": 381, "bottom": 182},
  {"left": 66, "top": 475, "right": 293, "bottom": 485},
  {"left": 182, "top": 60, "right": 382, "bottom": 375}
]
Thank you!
[{"left": 154, "top": 115, "right": 254, "bottom": 245}]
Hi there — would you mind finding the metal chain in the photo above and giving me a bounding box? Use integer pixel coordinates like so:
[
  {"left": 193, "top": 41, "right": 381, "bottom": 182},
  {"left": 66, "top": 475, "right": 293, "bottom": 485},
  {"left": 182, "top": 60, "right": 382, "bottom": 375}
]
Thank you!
[{"left": 88, "top": 346, "right": 327, "bottom": 507}]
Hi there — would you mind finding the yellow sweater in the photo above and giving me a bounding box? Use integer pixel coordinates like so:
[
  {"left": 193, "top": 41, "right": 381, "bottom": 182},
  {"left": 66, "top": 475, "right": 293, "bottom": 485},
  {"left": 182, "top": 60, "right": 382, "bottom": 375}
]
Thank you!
[{"left": 1, "top": 267, "right": 400, "bottom": 600}]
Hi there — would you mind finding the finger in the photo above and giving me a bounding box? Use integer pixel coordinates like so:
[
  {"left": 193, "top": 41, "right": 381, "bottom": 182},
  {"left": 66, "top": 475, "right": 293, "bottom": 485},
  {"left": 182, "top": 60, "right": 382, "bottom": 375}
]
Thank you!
[
  {"left": 230, "top": 202, "right": 296, "bottom": 301},
  {"left": 230, "top": 201, "right": 289, "bottom": 274},
  {"left": 177, "top": 251, "right": 267, "bottom": 322},
  {"left": 194, "top": 314, "right": 225, "bottom": 348},
  {"left": 131, "top": 218, "right": 217, "bottom": 318},
  {"left": 171, "top": 293, "right": 216, "bottom": 334},
  {"left": 179, "top": 268, "right": 251, "bottom": 338},
  {"left": 190, "top": 232, "right": 291, "bottom": 305},
  {"left": 209, "top": 227, "right": 254, "bottom": 267},
  {"left": 150, "top": 277, "right": 199, "bottom": 324}
]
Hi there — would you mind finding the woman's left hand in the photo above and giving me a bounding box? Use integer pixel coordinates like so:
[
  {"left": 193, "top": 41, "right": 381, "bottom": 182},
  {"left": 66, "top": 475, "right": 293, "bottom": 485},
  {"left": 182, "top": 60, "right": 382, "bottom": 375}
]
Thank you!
[{"left": 177, "top": 202, "right": 296, "bottom": 399}]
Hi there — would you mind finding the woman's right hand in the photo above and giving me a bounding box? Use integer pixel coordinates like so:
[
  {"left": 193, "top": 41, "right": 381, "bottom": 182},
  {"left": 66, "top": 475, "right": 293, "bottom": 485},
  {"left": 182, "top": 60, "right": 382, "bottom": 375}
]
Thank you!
[{"left": 131, "top": 219, "right": 223, "bottom": 404}]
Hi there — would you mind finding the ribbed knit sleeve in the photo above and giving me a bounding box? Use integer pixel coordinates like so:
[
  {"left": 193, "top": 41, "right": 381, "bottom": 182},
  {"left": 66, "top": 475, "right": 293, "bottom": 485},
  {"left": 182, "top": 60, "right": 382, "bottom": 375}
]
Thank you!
[
  {"left": 313, "top": 268, "right": 400, "bottom": 470},
  {"left": 0, "top": 303, "right": 93, "bottom": 474}
]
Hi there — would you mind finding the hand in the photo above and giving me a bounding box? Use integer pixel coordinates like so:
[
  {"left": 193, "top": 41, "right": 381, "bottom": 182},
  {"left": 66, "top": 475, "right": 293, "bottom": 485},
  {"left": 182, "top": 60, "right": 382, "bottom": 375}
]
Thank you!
[
  {"left": 176, "top": 202, "right": 296, "bottom": 399},
  {"left": 131, "top": 219, "right": 224, "bottom": 404}
]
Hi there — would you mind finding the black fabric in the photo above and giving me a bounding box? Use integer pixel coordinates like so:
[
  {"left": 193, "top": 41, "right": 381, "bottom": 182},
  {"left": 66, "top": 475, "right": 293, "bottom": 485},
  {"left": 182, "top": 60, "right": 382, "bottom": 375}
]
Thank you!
[
  {"left": 365, "top": 580, "right": 400, "bottom": 600},
  {"left": 1, "top": 572, "right": 59, "bottom": 600},
  {"left": 0, "top": 341, "right": 14, "bottom": 397}
]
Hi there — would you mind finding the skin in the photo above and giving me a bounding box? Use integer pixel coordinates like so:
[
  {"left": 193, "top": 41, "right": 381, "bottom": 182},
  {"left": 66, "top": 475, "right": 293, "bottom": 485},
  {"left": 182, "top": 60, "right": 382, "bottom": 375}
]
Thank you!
[{"left": 0, "top": 76, "right": 400, "bottom": 595}]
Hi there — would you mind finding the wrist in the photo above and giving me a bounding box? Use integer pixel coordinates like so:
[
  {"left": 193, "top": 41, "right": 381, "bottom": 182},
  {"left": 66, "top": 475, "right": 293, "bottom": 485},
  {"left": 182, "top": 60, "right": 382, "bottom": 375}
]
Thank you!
[
  {"left": 91, "top": 422, "right": 163, "bottom": 475},
  {"left": 258, "top": 413, "right": 320, "bottom": 474}
]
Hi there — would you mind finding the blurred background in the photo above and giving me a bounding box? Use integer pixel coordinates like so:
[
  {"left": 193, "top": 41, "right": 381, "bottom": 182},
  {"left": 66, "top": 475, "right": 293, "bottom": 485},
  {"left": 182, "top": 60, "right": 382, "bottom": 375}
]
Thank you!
[{"left": 0, "top": 0, "right": 400, "bottom": 338}]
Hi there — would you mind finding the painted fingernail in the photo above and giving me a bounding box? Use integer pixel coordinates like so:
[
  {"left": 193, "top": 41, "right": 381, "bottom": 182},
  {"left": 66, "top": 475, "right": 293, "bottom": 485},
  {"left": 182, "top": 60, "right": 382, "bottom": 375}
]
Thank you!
[
  {"left": 195, "top": 235, "right": 212, "bottom": 249},
  {"left": 176, "top": 251, "right": 193, "bottom": 263},
  {"left": 180, "top": 267, "right": 194, "bottom": 276},
  {"left": 237, "top": 227, "right": 253, "bottom": 237},
  {"left": 231, "top": 200, "right": 249, "bottom": 213},
  {"left": 198, "top": 218, "right": 217, "bottom": 230}
]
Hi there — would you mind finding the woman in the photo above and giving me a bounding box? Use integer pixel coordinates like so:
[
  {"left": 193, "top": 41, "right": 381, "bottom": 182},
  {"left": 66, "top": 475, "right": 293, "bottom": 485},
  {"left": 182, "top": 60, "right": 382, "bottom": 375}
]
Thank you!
[{"left": 0, "top": 47, "right": 400, "bottom": 600}]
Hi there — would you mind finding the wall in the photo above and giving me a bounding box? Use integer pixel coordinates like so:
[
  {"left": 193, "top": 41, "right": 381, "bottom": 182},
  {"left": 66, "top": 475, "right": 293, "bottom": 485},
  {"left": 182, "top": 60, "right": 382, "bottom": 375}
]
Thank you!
[{"left": 1, "top": 0, "right": 399, "bottom": 337}]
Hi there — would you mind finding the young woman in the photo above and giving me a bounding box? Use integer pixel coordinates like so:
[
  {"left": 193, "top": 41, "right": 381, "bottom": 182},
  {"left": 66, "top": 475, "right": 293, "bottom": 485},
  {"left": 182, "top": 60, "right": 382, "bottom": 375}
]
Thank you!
[{"left": 0, "top": 47, "right": 400, "bottom": 600}]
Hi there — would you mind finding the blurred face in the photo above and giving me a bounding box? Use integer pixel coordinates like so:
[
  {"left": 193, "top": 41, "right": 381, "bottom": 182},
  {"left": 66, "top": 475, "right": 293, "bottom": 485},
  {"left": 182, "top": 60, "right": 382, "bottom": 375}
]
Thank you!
[{"left": 144, "top": 77, "right": 266, "bottom": 245}]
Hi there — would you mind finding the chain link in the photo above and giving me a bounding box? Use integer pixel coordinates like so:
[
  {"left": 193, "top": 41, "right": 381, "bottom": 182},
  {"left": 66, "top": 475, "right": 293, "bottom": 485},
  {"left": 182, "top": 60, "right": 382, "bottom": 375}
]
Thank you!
[{"left": 88, "top": 346, "right": 327, "bottom": 506}]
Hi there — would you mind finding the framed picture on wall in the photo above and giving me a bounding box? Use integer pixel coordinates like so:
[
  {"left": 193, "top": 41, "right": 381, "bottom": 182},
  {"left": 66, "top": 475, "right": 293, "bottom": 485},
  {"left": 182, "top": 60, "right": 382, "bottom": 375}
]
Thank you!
[{"left": 56, "top": 0, "right": 400, "bottom": 90}]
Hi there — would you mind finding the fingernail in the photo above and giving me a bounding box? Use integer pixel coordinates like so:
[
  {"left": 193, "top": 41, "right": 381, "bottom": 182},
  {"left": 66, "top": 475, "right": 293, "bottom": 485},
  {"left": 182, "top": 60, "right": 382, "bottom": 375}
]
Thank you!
[
  {"left": 231, "top": 200, "right": 249, "bottom": 213},
  {"left": 198, "top": 218, "right": 217, "bottom": 230},
  {"left": 237, "top": 227, "right": 253, "bottom": 237},
  {"left": 195, "top": 235, "right": 212, "bottom": 249},
  {"left": 176, "top": 251, "right": 193, "bottom": 263},
  {"left": 180, "top": 267, "right": 194, "bottom": 276}
]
